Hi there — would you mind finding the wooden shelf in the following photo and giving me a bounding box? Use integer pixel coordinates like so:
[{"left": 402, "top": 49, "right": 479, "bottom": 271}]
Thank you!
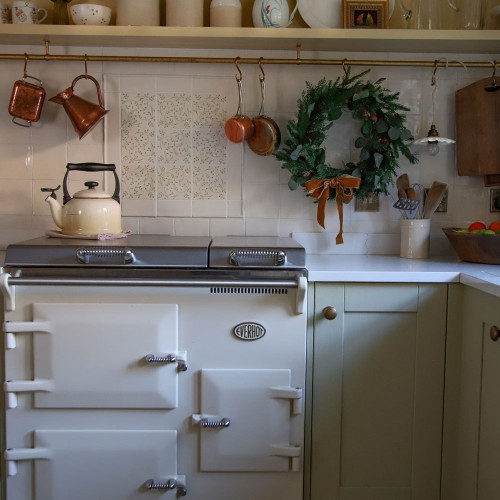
[{"left": 0, "top": 25, "right": 499, "bottom": 54}]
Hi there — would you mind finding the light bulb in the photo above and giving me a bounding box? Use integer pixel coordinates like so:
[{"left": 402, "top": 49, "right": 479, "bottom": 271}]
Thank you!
[{"left": 427, "top": 140, "right": 440, "bottom": 156}]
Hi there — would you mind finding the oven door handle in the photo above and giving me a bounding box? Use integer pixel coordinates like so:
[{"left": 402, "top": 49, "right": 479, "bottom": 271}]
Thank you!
[
  {"left": 4, "top": 277, "right": 300, "bottom": 288},
  {"left": 1, "top": 272, "right": 307, "bottom": 314}
]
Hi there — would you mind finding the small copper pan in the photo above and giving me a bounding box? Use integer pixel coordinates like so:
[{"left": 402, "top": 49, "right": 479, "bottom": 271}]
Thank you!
[
  {"left": 224, "top": 65, "right": 254, "bottom": 144},
  {"left": 247, "top": 62, "right": 281, "bottom": 156},
  {"left": 8, "top": 54, "right": 46, "bottom": 127}
]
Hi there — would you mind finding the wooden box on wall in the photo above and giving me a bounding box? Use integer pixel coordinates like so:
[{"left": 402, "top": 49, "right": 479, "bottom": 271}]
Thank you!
[{"left": 456, "top": 78, "right": 500, "bottom": 178}]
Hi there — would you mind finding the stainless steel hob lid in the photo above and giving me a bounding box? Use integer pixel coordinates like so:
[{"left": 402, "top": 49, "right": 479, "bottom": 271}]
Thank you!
[
  {"left": 3, "top": 235, "right": 212, "bottom": 268},
  {"left": 209, "top": 236, "right": 305, "bottom": 269}
]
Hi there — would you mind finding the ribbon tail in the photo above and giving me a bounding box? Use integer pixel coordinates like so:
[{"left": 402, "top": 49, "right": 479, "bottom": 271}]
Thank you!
[
  {"left": 335, "top": 195, "right": 344, "bottom": 245},
  {"left": 316, "top": 190, "right": 329, "bottom": 229}
]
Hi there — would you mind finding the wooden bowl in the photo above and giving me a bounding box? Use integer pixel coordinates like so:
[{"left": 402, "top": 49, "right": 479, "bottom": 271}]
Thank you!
[{"left": 442, "top": 227, "right": 500, "bottom": 265}]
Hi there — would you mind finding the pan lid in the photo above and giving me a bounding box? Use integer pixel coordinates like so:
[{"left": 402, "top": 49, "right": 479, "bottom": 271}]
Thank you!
[
  {"left": 209, "top": 236, "right": 305, "bottom": 269},
  {"left": 3, "top": 235, "right": 212, "bottom": 268}
]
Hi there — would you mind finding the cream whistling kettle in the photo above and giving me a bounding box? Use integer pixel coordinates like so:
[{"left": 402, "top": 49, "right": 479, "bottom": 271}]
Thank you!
[{"left": 42, "top": 162, "right": 122, "bottom": 236}]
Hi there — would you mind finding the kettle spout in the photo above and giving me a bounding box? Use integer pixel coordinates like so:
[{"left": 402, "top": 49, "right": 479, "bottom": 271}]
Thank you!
[{"left": 45, "top": 195, "right": 64, "bottom": 230}]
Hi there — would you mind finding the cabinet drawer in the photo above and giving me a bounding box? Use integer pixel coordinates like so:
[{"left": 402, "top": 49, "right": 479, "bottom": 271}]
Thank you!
[{"left": 345, "top": 284, "right": 419, "bottom": 312}]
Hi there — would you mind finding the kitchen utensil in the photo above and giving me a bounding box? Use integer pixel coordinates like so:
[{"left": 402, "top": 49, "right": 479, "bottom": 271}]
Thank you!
[
  {"left": 422, "top": 181, "right": 447, "bottom": 218},
  {"left": 70, "top": 3, "right": 111, "bottom": 25},
  {"left": 247, "top": 63, "right": 281, "bottom": 155},
  {"left": 456, "top": 78, "right": 500, "bottom": 176},
  {"left": 252, "top": 0, "right": 298, "bottom": 27},
  {"left": 224, "top": 65, "right": 254, "bottom": 143},
  {"left": 393, "top": 173, "right": 421, "bottom": 211},
  {"left": 41, "top": 162, "right": 121, "bottom": 236},
  {"left": 8, "top": 55, "right": 46, "bottom": 127},
  {"left": 49, "top": 74, "right": 109, "bottom": 140}
]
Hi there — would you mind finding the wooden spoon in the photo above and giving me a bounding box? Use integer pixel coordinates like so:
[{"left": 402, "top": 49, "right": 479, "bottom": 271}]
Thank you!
[{"left": 422, "top": 181, "right": 447, "bottom": 219}]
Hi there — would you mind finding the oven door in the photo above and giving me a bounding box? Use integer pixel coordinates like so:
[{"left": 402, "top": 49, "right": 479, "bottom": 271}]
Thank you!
[
  {"left": 1, "top": 272, "right": 307, "bottom": 500},
  {"left": 4, "top": 302, "right": 181, "bottom": 409}
]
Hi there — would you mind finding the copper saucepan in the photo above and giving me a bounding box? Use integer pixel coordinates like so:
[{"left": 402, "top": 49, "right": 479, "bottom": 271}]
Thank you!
[
  {"left": 247, "top": 65, "right": 281, "bottom": 156},
  {"left": 224, "top": 64, "right": 254, "bottom": 143}
]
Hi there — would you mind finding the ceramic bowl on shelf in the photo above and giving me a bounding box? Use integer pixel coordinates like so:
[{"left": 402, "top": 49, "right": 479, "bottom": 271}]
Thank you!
[
  {"left": 442, "top": 227, "right": 500, "bottom": 265},
  {"left": 70, "top": 4, "right": 111, "bottom": 25}
]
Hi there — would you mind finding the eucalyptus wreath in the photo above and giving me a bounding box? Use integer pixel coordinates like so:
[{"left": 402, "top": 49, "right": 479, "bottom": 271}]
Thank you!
[{"left": 275, "top": 68, "right": 418, "bottom": 202}]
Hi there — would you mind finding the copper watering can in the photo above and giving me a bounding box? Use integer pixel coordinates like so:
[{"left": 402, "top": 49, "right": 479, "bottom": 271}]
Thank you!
[{"left": 49, "top": 74, "right": 108, "bottom": 140}]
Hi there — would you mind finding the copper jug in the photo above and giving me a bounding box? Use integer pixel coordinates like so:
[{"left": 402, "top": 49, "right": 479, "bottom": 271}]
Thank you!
[{"left": 49, "top": 74, "right": 108, "bottom": 140}]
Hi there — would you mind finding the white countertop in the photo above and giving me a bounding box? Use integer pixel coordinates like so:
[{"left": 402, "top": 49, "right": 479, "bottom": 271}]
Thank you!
[{"left": 306, "top": 254, "right": 500, "bottom": 298}]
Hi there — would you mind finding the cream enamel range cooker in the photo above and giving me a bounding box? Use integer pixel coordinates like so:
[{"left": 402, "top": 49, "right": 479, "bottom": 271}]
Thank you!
[{"left": 0, "top": 235, "right": 307, "bottom": 500}]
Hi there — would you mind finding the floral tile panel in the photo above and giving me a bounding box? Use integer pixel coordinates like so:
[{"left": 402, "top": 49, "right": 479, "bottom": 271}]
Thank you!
[{"left": 104, "top": 75, "right": 242, "bottom": 218}]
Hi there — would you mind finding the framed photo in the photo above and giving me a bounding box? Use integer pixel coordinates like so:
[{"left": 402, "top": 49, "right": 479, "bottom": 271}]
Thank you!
[{"left": 343, "top": 1, "right": 389, "bottom": 29}]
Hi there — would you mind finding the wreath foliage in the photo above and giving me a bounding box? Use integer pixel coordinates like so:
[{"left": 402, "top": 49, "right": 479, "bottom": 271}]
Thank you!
[{"left": 274, "top": 68, "right": 418, "bottom": 201}]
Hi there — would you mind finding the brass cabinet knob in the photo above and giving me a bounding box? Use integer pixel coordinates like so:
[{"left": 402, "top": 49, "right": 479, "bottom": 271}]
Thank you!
[
  {"left": 490, "top": 325, "right": 500, "bottom": 342},
  {"left": 322, "top": 306, "right": 337, "bottom": 320}
]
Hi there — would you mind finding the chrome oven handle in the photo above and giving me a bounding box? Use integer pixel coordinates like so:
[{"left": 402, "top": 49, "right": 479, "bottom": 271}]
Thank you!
[
  {"left": 76, "top": 247, "right": 135, "bottom": 265},
  {"left": 229, "top": 248, "right": 286, "bottom": 267}
]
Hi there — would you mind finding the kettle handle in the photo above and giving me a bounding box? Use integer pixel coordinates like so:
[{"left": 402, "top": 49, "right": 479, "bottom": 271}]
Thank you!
[
  {"left": 62, "top": 163, "right": 120, "bottom": 205},
  {"left": 71, "top": 74, "right": 105, "bottom": 108}
]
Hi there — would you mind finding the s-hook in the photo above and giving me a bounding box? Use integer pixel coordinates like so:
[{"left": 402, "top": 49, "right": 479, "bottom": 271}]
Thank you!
[
  {"left": 235, "top": 56, "right": 242, "bottom": 82},
  {"left": 258, "top": 57, "right": 265, "bottom": 82},
  {"left": 23, "top": 53, "right": 28, "bottom": 78},
  {"left": 485, "top": 60, "right": 500, "bottom": 92},
  {"left": 84, "top": 54, "right": 88, "bottom": 79}
]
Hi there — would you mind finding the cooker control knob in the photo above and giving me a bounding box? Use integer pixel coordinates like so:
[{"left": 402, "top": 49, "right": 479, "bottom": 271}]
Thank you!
[{"left": 322, "top": 306, "right": 337, "bottom": 320}]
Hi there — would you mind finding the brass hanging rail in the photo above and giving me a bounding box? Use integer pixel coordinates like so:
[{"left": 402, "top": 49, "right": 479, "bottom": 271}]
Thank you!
[{"left": 0, "top": 41, "right": 495, "bottom": 69}]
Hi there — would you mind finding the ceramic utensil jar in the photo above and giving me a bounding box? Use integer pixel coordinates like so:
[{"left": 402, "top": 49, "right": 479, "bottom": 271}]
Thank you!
[
  {"left": 117, "top": 0, "right": 160, "bottom": 26},
  {"left": 210, "top": 0, "right": 242, "bottom": 27},
  {"left": 166, "top": 0, "right": 204, "bottom": 26}
]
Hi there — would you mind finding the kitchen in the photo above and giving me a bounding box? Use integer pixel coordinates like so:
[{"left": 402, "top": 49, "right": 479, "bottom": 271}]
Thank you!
[{"left": 0, "top": 0, "right": 500, "bottom": 499}]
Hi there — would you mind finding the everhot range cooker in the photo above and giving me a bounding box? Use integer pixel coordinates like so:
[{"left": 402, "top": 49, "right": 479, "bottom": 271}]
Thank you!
[{"left": 0, "top": 235, "right": 307, "bottom": 500}]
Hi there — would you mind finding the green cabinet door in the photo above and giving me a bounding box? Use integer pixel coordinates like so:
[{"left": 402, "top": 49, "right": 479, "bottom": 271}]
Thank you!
[
  {"left": 309, "top": 283, "right": 447, "bottom": 500},
  {"left": 449, "top": 286, "right": 500, "bottom": 500}
]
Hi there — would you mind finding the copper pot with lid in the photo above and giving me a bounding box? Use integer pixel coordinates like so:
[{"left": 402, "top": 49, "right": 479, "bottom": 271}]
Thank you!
[{"left": 8, "top": 54, "right": 46, "bottom": 127}]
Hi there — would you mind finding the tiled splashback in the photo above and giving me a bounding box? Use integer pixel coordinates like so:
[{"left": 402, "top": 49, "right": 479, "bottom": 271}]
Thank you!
[
  {"left": 0, "top": 45, "right": 496, "bottom": 254},
  {"left": 105, "top": 74, "right": 242, "bottom": 219}
]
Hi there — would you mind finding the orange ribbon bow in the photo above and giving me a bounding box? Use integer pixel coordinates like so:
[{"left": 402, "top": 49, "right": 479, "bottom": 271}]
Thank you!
[{"left": 305, "top": 175, "right": 361, "bottom": 244}]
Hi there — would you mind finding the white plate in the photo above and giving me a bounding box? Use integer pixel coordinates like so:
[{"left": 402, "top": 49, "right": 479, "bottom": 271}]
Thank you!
[{"left": 297, "top": 0, "right": 395, "bottom": 28}]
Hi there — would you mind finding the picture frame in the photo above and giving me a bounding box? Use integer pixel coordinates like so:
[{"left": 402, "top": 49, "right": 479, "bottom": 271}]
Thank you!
[{"left": 343, "top": 1, "right": 389, "bottom": 29}]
